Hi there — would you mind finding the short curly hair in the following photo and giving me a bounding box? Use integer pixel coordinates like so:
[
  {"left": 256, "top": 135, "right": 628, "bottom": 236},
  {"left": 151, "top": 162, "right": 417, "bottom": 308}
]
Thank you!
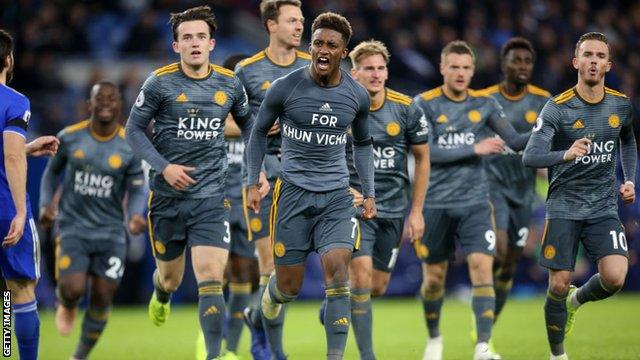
[
  {"left": 169, "top": 5, "right": 218, "bottom": 41},
  {"left": 501, "top": 37, "right": 535, "bottom": 62},
  {"left": 311, "top": 12, "right": 352, "bottom": 45}
]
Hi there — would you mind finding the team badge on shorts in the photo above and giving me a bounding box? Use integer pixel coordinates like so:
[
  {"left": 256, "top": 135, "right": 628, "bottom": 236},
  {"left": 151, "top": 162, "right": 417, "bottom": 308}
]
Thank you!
[
  {"left": 154, "top": 241, "right": 166, "bottom": 255},
  {"left": 250, "top": 218, "right": 263, "bottom": 233},
  {"left": 274, "top": 242, "right": 286, "bottom": 257},
  {"left": 543, "top": 245, "right": 556, "bottom": 260},
  {"left": 59, "top": 255, "right": 71, "bottom": 270}
]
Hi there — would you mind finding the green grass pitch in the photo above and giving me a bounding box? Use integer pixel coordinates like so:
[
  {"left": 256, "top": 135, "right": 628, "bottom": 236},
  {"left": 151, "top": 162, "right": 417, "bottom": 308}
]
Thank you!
[{"left": 15, "top": 295, "right": 640, "bottom": 359}]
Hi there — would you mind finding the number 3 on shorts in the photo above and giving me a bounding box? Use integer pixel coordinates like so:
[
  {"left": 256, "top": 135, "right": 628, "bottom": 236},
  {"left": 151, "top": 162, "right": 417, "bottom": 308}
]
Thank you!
[
  {"left": 223, "top": 221, "right": 231, "bottom": 243},
  {"left": 485, "top": 230, "right": 496, "bottom": 251},
  {"left": 609, "top": 230, "right": 628, "bottom": 251}
]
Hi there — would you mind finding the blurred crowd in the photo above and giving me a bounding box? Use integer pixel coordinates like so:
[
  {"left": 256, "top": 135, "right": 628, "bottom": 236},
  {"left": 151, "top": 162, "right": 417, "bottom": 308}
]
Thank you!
[{"left": 2, "top": 0, "right": 640, "bottom": 303}]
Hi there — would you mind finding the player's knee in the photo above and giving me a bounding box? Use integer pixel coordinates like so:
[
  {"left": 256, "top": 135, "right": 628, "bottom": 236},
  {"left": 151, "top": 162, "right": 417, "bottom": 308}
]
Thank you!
[
  {"left": 276, "top": 277, "right": 302, "bottom": 297},
  {"left": 58, "top": 281, "right": 85, "bottom": 302},
  {"left": 371, "top": 283, "right": 388, "bottom": 297},
  {"left": 600, "top": 270, "right": 627, "bottom": 293},
  {"left": 423, "top": 275, "right": 444, "bottom": 293},
  {"left": 548, "top": 275, "right": 570, "bottom": 295},
  {"left": 159, "top": 275, "right": 182, "bottom": 293}
]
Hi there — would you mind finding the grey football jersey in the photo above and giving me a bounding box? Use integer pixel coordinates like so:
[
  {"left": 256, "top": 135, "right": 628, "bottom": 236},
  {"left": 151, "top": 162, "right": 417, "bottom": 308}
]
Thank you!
[
  {"left": 524, "top": 87, "right": 636, "bottom": 220},
  {"left": 127, "top": 63, "right": 250, "bottom": 198},
  {"left": 481, "top": 84, "right": 550, "bottom": 204},
  {"left": 235, "top": 50, "right": 311, "bottom": 153},
  {"left": 348, "top": 89, "right": 429, "bottom": 218},
  {"left": 414, "top": 87, "right": 529, "bottom": 209},
  {"left": 39, "top": 121, "right": 143, "bottom": 238},
  {"left": 247, "top": 67, "right": 373, "bottom": 194}
]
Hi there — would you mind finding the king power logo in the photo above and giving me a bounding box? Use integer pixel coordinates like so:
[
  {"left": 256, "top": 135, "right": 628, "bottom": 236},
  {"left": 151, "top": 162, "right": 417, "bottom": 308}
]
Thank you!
[{"left": 177, "top": 108, "right": 223, "bottom": 140}]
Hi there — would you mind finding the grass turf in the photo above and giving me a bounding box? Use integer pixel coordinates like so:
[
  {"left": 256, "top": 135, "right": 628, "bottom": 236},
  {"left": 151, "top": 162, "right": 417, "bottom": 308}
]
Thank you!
[{"left": 13, "top": 294, "right": 640, "bottom": 359}]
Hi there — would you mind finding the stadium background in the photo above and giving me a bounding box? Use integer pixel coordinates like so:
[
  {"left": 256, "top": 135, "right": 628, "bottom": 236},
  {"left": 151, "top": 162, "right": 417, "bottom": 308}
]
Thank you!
[{"left": 2, "top": 0, "right": 640, "bottom": 308}]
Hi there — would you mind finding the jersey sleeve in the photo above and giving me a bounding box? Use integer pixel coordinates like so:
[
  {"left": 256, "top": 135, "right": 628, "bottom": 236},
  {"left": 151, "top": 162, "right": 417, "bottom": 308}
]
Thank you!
[
  {"left": 406, "top": 101, "right": 429, "bottom": 145},
  {"left": 522, "top": 100, "right": 566, "bottom": 167},
  {"left": 351, "top": 84, "right": 374, "bottom": 198},
  {"left": 231, "top": 76, "right": 251, "bottom": 120},
  {"left": 619, "top": 99, "right": 637, "bottom": 184},
  {"left": 39, "top": 130, "right": 68, "bottom": 208},
  {"left": 486, "top": 97, "right": 530, "bottom": 150},
  {"left": 3, "top": 95, "right": 31, "bottom": 138},
  {"left": 125, "top": 74, "right": 170, "bottom": 172},
  {"left": 246, "top": 77, "right": 287, "bottom": 185}
]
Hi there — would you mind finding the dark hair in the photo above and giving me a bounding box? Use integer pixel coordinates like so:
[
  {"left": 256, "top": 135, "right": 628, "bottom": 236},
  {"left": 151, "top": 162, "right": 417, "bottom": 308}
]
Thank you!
[
  {"left": 0, "top": 29, "right": 14, "bottom": 74},
  {"left": 311, "top": 12, "right": 352, "bottom": 45},
  {"left": 169, "top": 6, "right": 218, "bottom": 41},
  {"left": 223, "top": 54, "right": 250, "bottom": 70},
  {"left": 260, "top": 0, "right": 302, "bottom": 32},
  {"left": 440, "top": 40, "right": 475, "bottom": 64},
  {"left": 575, "top": 32, "right": 609, "bottom": 57},
  {"left": 501, "top": 37, "right": 535, "bottom": 61}
]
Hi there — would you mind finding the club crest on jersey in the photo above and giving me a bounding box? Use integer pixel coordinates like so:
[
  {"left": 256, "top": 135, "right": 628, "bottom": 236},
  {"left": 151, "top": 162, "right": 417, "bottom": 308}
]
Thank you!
[
  {"left": 261, "top": 81, "right": 271, "bottom": 90},
  {"left": 468, "top": 110, "right": 482, "bottom": 123},
  {"left": 525, "top": 111, "right": 538, "bottom": 124},
  {"left": 108, "top": 154, "right": 122, "bottom": 169},
  {"left": 608, "top": 114, "right": 620, "bottom": 128},
  {"left": 73, "top": 149, "right": 85, "bottom": 159},
  {"left": 572, "top": 119, "right": 585, "bottom": 129},
  {"left": 176, "top": 92, "right": 188, "bottom": 102},
  {"left": 214, "top": 91, "right": 227, "bottom": 106},
  {"left": 436, "top": 114, "right": 448, "bottom": 123},
  {"left": 386, "top": 121, "right": 401, "bottom": 136},
  {"left": 135, "top": 90, "right": 145, "bottom": 107}
]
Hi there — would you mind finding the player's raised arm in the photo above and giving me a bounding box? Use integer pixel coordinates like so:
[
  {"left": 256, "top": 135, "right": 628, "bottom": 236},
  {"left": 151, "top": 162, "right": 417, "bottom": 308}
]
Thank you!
[
  {"left": 486, "top": 96, "right": 530, "bottom": 150},
  {"left": 522, "top": 101, "right": 579, "bottom": 168}
]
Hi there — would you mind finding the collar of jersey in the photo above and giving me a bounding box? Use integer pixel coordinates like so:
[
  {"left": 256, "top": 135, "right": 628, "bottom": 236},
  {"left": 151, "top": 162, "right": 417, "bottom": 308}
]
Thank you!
[
  {"left": 179, "top": 63, "right": 213, "bottom": 81},
  {"left": 573, "top": 87, "right": 605, "bottom": 105},
  {"left": 88, "top": 121, "right": 120, "bottom": 142},
  {"left": 264, "top": 48, "right": 297, "bottom": 67},
  {"left": 370, "top": 88, "right": 386, "bottom": 112},
  {"left": 441, "top": 86, "right": 468, "bottom": 103},
  {"left": 499, "top": 83, "right": 527, "bottom": 101}
]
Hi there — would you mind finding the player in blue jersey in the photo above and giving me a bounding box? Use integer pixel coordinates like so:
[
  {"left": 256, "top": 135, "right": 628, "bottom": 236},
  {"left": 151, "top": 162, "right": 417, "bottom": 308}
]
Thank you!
[{"left": 0, "top": 28, "right": 59, "bottom": 360}]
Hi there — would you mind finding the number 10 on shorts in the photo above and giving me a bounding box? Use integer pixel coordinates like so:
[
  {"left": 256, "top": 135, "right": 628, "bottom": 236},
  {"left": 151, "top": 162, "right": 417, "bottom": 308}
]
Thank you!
[{"left": 609, "top": 230, "right": 628, "bottom": 251}]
